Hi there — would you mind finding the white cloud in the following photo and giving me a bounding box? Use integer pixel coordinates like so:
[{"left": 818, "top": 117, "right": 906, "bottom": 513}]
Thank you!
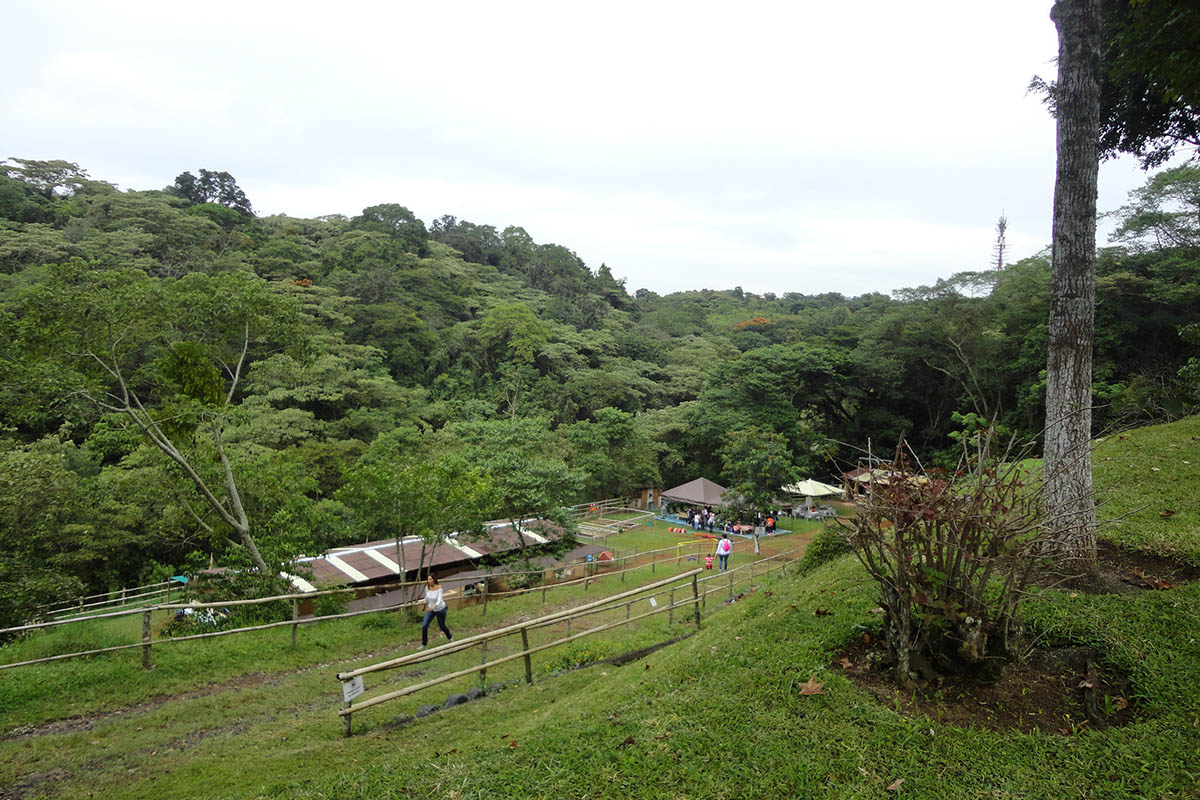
[{"left": 0, "top": 0, "right": 1169, "bottom": 297}]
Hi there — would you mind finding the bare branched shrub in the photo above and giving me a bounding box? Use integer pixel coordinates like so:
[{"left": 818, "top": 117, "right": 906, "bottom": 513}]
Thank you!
[{"left": 842, "top": 442, "right": 1042, "bottom": 689}]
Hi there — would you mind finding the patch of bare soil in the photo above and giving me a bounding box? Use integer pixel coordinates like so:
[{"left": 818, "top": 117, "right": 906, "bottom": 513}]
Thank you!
[
  {"left": 833, "top": 636, "right": 1138, "bottom": 735},
  {"left": 0, "top": 671, "right": 275, "bottom": 741},
  {"left": 0, "top": 768, "right": 68, "bottom": 800},
  {"left": 1031, "top": 541, "right": 1200, "bottom": 594}
]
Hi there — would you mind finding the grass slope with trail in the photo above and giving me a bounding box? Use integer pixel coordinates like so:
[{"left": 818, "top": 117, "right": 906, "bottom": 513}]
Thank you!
[{"left": 2, "top": 418, "right": 1199, "bottom": 799}]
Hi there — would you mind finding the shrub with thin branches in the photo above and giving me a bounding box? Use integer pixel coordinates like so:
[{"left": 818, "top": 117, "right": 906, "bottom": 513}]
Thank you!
[{"left": 842, "top": 444, "right": 1042, "bottom": 689}]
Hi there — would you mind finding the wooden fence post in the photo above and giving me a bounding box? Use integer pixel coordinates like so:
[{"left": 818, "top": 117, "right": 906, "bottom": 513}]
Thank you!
[
  {"left": 651, "top": 556, "right": 656, "bottom": 574},
  {"left": 542, "top": 581, "right": 547, "bottom": 603},
  {"left": 483, "top": 584, "right": 490, "bottom": 617},
  {"left": 480, "top": 639, "right": 488, "bottom": 688},
  {"left": 291, "top": 599, "right": 299, "bottom": 646},
  {"left": 625, "top": 601, "right": 631, "bottom": 631},
  {"left": 621, "top": 556, "right": 626, "bottom": 583},
  {"left": 692, "top": 575, "right": 701, "bottom": 628},
  {"left": 521, "top": 627, "right": 533, "bottom": 685},
  {"left": 342, "top": 700, "right": 352, "bottom": 738},
  {"left": 749, "top": 564, "right": 754, "bottom": 591},
  {"left": 141, "top": 610, "right": 153, "bottom": 670},
  {"left": 669, "top": 589, "right": 675, "bottom": 625}
]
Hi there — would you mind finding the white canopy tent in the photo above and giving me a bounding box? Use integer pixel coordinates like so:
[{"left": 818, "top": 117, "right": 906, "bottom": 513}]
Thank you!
[
  {"left": 782, "top": 478, "right": 843, "bottom": 513},
  {"left": 781, "top": 479, "right": 842, "bottom": 497}
]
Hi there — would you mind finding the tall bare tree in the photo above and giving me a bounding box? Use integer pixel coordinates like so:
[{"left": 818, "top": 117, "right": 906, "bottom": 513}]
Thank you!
[{"left": 1043, "top": 0, "right": 1102, "bottom": 570}]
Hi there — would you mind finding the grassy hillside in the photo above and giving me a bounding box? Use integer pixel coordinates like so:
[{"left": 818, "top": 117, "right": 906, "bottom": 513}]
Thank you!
[
  {"left": 3, "top": 419, "right": 1200, "bottom": 799},
  {"left": 1093, "top": 414, "right": 1200, "bottom": 562}
]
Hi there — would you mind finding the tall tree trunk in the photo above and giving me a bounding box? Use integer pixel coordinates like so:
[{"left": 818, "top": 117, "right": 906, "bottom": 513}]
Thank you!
[{"left": 1044, "top": 0, "right": 1102, "bottom": 571}]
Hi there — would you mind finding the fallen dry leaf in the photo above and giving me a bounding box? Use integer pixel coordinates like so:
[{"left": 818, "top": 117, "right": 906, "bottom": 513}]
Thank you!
[
  {"left": 798, "top": 675, "right": 825, "bottom": 696},
  {"left": 1078, "top": 678, "right": 1095, "bottom": 690},
  {"left": 887, "top": 778, "right": 905, "bottom": 792},
  {"left": 862, "top": 633, "right": 872, "bottom": 645},
  {"left": 734, "top": 635, "right": 743, "bottom": 640},
  {"left": 509, "top": 740, "right": 520, "bottom": 749},
  {"left": 1113, "top": 697, "right": 1129, "bottom": 711},
  {"left": 838, "top": 657, "right": 854, "bottom": 669},
  {"left": 815, "top": 608, "right": 833, "bottom": 616},
  {"left": 1161, "top": 509, "right": 1176, "bottom": 518},
  {"left": 1153, "top": 579, "right": 1175, "bottom": 590},
  {"left": 767, "top": 612, "right": 775, "bottom": 618},
  {"left": 619, "top": 736, "right": 635, "bottom": 748}
]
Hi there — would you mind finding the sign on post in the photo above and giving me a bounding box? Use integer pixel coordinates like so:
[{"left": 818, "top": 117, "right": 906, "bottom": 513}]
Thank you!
[{"left": 341, "top": 675, "right": 365, "bottom": 703}]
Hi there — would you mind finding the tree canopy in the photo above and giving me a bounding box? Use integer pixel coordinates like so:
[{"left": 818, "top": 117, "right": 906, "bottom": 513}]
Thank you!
[{"left": 0, "top": 156, "right": 1198, "bottom": 623}]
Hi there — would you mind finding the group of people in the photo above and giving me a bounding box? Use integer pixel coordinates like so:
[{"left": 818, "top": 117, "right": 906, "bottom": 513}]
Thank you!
[
  {"left": 686, "top": 507, "right": 718, "bottom": 532},
  {"left": 680, "top": 507, "right": 784, "bottom": 535}
]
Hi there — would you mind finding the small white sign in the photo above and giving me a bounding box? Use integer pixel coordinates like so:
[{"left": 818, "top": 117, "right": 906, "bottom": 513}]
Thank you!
[
  {"left": 649, "top": 597, "right": 658, "bottom": 608},
  {"left": 342, "top": 676, "right": 364, "bottom": 703}
]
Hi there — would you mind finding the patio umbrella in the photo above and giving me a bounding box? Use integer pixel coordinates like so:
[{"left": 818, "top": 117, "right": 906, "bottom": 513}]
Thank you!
[{"left": 782, "top": 478, "right": 842, "bottom": 510}]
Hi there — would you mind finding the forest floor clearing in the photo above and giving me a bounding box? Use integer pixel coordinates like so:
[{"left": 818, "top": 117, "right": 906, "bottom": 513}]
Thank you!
[{"left": 2, "top": 419, "right": 1199, "bottom": 798}]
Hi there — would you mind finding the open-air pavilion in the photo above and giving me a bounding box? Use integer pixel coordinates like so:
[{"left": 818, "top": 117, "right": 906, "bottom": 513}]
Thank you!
[{"left": 660, "top": 477, "right": 730, "bottom": 508}]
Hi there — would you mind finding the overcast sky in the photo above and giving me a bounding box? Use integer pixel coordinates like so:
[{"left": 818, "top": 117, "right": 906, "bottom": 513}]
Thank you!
[{"left": 2, "top": 0, "right": 1165, "bottom": 297}]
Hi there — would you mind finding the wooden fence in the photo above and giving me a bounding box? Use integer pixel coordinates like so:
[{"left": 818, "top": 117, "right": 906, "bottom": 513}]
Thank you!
[
  {"left": 335, "top": 549, "right": 802, "bottom": 735},
  {"left": 31, "top": 580, "right": 183, "bottom": 621},
  {"left": 0, "top": 537, "right": 800, "bottom": 673},
  {"left": 336, "top": 569, "right": 704, "bottom": 736}
]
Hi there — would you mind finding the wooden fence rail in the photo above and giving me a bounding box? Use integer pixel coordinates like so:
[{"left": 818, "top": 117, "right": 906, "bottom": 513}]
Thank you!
[
  {"left": 34, "top": 580, "right": 176, "bottom": 613},
  {"left": 336, "top": 569, "right": 705, "bottom": 735},
  {"left": 0, "top": 537, "right": 709, "bottom": 639},
  {"left": 1, "top": 537, "right": 802, "bottom": 673},
  {"left": 335, "top": 550, "right": 803, "bottom": 735}
]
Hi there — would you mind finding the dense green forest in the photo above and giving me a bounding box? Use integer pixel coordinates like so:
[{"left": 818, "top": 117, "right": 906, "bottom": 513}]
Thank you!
[{"left": 1, "top": 158, "right": 1197, "bottom": 622}]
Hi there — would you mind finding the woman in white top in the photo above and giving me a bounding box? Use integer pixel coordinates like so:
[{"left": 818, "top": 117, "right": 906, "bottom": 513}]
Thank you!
[
  {"left": 420, "top": 574, "right": 453, "bottom": 647},
  {"left": 715, "top": 534, "right": 733, "bottom": 571}
]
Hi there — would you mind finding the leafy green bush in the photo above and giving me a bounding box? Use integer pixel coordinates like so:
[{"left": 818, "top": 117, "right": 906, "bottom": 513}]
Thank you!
[
  {"left": 313, "top": 592, "right": 350, "bottom": 618},
  {"left": 539, "top": 641, "right": 617, "bottom": 674},
  {"left": 799, "top": 525, "right": 852, "bottom": 572},
  {"left": 358, "top": 610, "right": 401, "bottom": 630}
]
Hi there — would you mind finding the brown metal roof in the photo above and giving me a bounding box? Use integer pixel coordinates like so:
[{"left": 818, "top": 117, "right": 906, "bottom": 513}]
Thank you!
[{"left": 292, "top": 519, "right": 565, "bottom": 589}]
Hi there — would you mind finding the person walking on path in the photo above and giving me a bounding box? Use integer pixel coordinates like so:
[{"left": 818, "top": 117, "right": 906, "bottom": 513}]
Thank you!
[
  {"left": 715, "top": 534, "right": 733, "bottom": 571},
  {"left": 420, "top": 574, "right": 453, "bottom": 648}
]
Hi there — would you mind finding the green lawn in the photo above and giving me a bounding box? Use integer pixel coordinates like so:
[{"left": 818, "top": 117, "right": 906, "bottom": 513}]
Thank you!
[
  {"left": 4, "top": 418, "right": 1200, "bottom": 798},
  {"left": 1093, "top": 414, "right": 1200, "bottom": 563}
]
